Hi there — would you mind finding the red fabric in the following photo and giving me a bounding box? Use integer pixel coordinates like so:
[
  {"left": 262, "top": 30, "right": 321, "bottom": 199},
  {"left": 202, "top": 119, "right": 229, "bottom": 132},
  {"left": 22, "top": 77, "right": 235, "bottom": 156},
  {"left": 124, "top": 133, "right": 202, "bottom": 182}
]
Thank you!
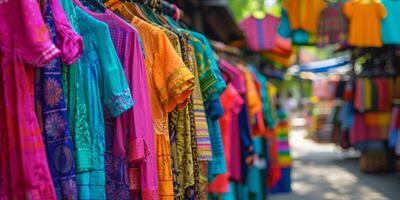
[{"left": 267, "top": 128, "right": 282, "bottom": 188}]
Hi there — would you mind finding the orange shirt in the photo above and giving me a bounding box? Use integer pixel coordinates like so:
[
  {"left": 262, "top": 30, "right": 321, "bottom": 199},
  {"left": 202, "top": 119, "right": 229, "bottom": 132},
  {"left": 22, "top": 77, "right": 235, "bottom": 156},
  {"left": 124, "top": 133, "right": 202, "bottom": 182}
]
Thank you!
[
  {"left": 238, "top": 66, "right": 263, "bottom": 117},
  {"left": 283, "top": 0, "right": 327, "bottom": 33},
  {"left": 343, "top": 1, "right": 387, "bottom": 47},
  {"left": 130, "top": 17, "right": 195, "bottom": 200}
]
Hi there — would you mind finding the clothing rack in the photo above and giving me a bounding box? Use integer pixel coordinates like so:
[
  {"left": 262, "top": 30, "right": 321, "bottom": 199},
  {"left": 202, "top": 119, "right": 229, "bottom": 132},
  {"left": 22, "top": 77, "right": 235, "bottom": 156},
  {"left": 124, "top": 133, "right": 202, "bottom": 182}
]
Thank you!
[{"left": 132, "top": 0, "right": 183, "bottom": 18}]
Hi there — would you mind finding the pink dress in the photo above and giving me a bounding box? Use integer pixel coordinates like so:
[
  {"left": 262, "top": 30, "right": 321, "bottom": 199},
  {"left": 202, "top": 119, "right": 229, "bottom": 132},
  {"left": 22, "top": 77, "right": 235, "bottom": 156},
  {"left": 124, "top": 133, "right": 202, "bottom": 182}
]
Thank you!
[{"left": 0, "top": 0, "right": 59, "bottom": 199}]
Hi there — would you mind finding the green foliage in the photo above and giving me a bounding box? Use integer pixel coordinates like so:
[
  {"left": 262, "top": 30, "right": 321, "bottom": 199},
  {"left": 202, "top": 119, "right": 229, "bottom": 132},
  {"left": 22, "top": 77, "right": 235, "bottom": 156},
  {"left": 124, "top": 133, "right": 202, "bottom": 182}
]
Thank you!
[{"left": 227, "top": 0, "right": 267, "bottom": 21}]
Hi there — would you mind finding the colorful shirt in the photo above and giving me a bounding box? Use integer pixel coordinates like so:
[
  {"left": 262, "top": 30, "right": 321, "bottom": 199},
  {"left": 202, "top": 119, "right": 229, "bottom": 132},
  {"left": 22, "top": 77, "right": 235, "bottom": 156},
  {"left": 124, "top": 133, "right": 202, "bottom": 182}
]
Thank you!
[
  {"left": 186, "top": 32, "right": 227, "bottom": 181},
  {"left": 317, "top": 1, "right": 348, "bottom": 47},
  {"left": 239, "top": 15, "right": 280, "bottom": 52},
  {"left": 0, "top": 0, "right": 60, "bottom": 199},
  {"left": 130, "top": 16, "right": 195, "bottom": 200}
]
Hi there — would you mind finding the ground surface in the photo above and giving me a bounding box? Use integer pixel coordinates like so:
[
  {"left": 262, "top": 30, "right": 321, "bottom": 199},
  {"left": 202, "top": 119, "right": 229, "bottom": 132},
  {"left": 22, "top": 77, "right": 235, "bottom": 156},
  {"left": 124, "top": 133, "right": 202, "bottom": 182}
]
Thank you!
[{"left": 270, "top": 118, "right": 400, "bottom": 200}]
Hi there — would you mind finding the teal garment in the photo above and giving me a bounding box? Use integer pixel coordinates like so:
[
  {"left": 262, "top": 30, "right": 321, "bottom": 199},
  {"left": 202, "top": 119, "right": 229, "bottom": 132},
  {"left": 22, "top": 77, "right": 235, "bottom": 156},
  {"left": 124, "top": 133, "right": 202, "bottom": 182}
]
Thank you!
[
  {"left": 246, "top": 137, "right": 267, "bottom": 200},
  {"left": 59, "top": 2, "right": 133, "bottom": 199},
  {"left": 278, "top": 9, "right": 291, "bottom": 39},
  {"left": 249, "top": 66, "right": 275, "bottom": 128},
  {"left": 189, "top": 31, "right": 226, "bottom": 101},
  {"left": 292, "top": 30, "right": 310, "bottom": 45},
  {"left": 278, "top": 9, "right": 310, "bottom": 45},
  {"left": 187, "top": 31, "right": 226, "bottom": 102},
  {"left": 381, "top": 0, "right": 400, "bottom": 44},
  {"left": 234, "top": 183, "right": 249, "bottom": 200}
]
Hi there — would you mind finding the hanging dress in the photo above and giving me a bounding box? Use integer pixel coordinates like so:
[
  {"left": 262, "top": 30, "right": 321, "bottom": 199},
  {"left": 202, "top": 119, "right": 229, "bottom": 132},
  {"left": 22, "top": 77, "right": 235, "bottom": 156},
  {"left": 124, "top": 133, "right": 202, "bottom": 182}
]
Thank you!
[
  {"left": 35, "top": 0, "right": 83, "bottom": 198},
  {"left": 0, "top": 0, "right": 60, "bottom": 199}
]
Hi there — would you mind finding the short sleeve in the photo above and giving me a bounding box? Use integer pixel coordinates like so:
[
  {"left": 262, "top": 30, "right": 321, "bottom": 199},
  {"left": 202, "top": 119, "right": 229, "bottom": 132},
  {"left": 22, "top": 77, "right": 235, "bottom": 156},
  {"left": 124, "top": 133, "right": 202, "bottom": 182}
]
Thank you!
[
  {"left": 377, "top": 3, "right": 387, "bottom": 19},
  {"left": 195, "top": 33, "right": 227, "bottom": 101},
  {"left": 343, "top": 2, "right": 353, "bottom": 18},
  {"left": 0, "top": 0, "right": 61, "bottom": 66},
  {"left": 96, "top": 24, "right": 134, "bottom": 117},
  {"left": 153, "top": 30, "right": 195, "bottom": 112}
]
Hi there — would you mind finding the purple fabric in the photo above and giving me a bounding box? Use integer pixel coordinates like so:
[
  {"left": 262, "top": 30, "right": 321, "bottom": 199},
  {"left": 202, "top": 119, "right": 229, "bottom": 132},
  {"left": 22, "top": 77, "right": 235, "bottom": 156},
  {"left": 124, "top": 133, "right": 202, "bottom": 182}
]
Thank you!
[
  {"left": 239, "top": 15, "right": 280, "bottom": 51},
  {"left": 230, "top": 114, "right": 242, "bottom": 182}
]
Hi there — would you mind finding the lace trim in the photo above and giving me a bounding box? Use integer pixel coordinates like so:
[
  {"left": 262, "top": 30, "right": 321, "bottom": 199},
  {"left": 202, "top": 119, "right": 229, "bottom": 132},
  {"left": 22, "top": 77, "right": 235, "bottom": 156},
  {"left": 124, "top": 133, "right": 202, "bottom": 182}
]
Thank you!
[
  {"left": 73, "top": 103, "right": 92, "bottom": 172},
  {"left": 34, "top": 44, "right": 61, "bottom": 67},
  {"left": 105, "top": 88, "right": 134, "bottom": 117}
]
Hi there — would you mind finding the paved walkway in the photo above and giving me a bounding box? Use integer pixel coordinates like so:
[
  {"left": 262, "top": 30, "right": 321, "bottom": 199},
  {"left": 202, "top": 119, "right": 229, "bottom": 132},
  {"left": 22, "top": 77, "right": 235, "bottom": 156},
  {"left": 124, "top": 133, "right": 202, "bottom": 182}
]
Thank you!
[{"left": 270, "top": 119, "right": 400, "bottom": 200}]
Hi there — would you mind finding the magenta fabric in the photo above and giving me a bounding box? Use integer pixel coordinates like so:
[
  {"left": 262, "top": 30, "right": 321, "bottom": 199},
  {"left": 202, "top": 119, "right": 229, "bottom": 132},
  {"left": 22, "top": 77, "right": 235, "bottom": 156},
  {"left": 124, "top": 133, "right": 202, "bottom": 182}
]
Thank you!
[
  {"left": 0, "top": 0, "right": 60, "bottom": 199},
  {"left": 219, "top": 59, "right": 247, "bottom": 94},
  {"left": 74, "top": 4, "right": 159, "bottom": 199},
  {"left": 239, "top": 15, "right": 280, "bottom": 52},
  {"left": 218, "top": 59, "right": 247, "bottom": 182},
  {"left": 49, "top": 0, "right": 82, "bottom": 64}
]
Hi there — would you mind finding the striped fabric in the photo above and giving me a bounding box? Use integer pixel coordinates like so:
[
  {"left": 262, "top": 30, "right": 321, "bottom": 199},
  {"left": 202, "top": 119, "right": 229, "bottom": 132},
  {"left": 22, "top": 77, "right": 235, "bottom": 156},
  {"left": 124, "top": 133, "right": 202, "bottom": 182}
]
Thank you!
[
  {"left": 240, "top": 15, "right": 280, "bottom": 52},
  {"left": 276, "top": 113, "right": 292, "bottom": 168}
]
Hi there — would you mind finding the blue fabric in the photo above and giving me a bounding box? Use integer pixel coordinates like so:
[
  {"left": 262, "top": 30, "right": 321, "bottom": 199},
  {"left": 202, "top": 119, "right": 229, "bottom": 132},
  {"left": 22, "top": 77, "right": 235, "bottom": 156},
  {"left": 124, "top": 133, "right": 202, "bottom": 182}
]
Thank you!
[
  {"left": 239, "top": 103, "right": 254, "bottom": 180},
  {"left": 239, "top": 103, "right": 253, "bottom": 150},
  {"left": 270, "top": 168, "right": 292, "bottom": 194},
  {"left": 389, "top": 128, "right": 399, "bottom": 149},
  {"left": 37, "top": 1, "right": 78, "bottom": 199},
  {"left": 339, "top": 102, "right": 354, "bottom": 131},
  {"left": 381, "top": 0, "right": 400, "bottom": 44}
]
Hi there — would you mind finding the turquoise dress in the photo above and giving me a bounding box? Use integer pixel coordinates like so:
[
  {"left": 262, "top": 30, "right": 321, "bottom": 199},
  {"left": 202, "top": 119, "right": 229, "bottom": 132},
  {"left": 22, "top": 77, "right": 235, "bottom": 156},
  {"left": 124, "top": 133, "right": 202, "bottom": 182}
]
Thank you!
[{"left": 59, "top": 1, "right": 133, "bottom": 199}]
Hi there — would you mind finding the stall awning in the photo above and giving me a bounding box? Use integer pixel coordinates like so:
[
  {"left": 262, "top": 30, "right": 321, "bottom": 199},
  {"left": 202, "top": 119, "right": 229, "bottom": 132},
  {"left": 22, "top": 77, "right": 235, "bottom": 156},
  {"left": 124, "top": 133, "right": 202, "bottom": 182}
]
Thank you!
[
  {"left": 171, "top": 0, "right": 244, "bottom": 44},
  {"left": 288, "top": 56, "right": 351, "bottom": 75}
]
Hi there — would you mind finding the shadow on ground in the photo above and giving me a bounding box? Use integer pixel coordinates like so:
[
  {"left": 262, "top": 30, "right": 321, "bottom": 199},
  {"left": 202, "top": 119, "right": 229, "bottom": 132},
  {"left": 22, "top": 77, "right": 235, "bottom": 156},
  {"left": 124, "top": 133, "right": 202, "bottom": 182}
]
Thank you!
[{"left": 270, "top": 126, "right": 400, "bottom": 200}]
